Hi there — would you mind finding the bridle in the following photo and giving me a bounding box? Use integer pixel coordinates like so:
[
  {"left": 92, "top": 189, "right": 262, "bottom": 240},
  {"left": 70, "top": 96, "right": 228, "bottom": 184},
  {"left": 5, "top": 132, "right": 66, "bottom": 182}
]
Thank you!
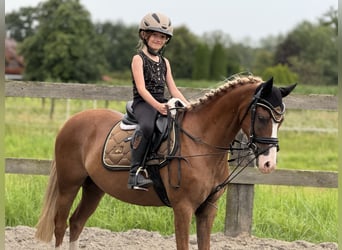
[
  {"left": 164, "top": 83, "right": 286, "bottom": 203},
  {"left": 239, "top": 85, "right": 285, "bottom": 155},
  {"left": 200, "top": 85, "right": 286, "bottom": 201}
]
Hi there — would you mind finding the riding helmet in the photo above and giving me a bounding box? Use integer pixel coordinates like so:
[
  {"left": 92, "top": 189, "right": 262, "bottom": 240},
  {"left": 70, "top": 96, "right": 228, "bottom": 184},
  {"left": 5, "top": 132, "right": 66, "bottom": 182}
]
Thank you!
[{"left": 139, "top": 12, "right": 173, "bottom": 39}]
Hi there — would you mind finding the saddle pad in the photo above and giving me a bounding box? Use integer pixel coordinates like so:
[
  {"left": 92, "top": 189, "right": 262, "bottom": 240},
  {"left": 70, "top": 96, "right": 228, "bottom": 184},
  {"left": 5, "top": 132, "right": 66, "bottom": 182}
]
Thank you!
[{"left": 102, "top": 121, "right": 176, "bottom": 171}]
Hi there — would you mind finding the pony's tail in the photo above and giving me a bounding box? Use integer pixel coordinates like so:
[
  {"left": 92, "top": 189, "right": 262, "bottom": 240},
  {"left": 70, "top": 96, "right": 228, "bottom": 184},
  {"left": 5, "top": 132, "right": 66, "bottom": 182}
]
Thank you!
[{"left": 35, "top": 160, "right": 58, "bottom": 242}]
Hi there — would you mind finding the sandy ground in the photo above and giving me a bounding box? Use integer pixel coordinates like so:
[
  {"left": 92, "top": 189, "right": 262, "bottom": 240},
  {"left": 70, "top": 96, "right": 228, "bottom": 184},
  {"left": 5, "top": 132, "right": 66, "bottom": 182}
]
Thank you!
[{"left": 5, "top": 226, "right": 338, "bottom": 250}]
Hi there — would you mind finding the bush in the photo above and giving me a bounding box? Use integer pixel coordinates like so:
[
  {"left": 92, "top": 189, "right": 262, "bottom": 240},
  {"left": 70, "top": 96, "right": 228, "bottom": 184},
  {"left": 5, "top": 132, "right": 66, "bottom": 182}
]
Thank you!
[{"left": 262, "top": 64, "right": 298, "bottom": 85}]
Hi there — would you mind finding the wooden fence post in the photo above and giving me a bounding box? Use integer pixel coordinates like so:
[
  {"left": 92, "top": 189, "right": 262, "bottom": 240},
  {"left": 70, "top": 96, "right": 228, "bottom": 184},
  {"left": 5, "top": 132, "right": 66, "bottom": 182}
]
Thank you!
[{"left": 224, "top": 131, "right": 255, "bottom": 237}]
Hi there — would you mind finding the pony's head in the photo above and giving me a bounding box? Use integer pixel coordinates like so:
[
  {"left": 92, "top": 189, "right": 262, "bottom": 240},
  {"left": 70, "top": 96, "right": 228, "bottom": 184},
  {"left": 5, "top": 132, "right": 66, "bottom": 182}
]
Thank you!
[{"left": 241, "top": 77, "right": 296, "bottom": 173}]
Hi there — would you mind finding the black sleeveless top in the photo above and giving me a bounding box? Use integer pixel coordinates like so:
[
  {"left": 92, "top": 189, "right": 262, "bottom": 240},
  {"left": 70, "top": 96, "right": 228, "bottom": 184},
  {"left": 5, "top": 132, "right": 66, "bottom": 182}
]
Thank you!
[{"left": 132, "top": 51, "right": 167, "bottom": 106}]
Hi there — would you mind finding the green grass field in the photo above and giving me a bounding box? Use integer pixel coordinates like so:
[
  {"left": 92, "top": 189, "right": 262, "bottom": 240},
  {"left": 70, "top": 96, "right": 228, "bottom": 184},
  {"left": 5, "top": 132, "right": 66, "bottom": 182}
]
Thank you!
[{"left": 4, "top": 85, "right": 338, "bottom": 243}]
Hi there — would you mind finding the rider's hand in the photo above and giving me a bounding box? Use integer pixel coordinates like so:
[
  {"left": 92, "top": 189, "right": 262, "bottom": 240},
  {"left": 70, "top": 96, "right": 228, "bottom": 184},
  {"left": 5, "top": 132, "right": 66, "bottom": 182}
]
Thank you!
[{"left": 158, "top": 103, "right": 168, "bottom": 115}]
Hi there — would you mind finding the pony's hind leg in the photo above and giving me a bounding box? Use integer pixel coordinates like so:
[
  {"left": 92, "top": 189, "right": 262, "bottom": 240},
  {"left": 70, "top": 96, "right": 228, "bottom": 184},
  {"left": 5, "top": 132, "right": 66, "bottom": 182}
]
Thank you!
[
  {"left": 68, "top": 177, "right": 105, "bottom": 247},
  {"left": 54, "top": 160, "right": 89, "bottom": 248},
  {"left": 54, "top": 182, "right": 83, "bottom": 248}
]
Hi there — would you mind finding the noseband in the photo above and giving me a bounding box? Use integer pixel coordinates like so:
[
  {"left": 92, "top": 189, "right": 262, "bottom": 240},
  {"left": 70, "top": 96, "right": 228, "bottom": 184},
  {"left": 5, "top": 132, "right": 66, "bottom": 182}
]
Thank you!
[{"left": 241, "top": 86, "right": 285, "bottom": 155}]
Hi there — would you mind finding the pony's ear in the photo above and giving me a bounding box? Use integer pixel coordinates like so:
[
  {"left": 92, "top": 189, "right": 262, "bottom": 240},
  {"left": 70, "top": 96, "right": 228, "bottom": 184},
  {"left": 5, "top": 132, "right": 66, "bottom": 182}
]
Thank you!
[
  {"left": 260, "top": 77, "right": 274, "bottom": 98},
  {"left": 280, "top": 83, "right": 297, "bottom": 98}
]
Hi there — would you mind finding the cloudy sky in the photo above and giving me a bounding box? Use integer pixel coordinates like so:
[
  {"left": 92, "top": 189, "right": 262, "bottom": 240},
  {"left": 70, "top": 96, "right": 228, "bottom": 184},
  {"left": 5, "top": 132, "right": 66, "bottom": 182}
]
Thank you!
[{"left": 6, "top": 0, "right": 337, "bottom": 42}]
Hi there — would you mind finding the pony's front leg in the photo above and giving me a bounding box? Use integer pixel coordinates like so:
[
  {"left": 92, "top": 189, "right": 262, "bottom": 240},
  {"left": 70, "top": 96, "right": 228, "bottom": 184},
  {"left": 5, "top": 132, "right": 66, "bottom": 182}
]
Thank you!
[
  {"left": 195, "top": 200, "right": 220, "bottom": 250},
  {"left": 173, "top": 204, "right": 193, "bottom": 250}
]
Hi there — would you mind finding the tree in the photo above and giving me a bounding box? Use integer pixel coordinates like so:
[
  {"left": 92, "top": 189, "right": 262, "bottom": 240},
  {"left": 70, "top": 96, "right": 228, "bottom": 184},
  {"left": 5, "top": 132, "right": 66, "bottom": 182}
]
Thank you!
[
  {"left": 192, "top": 42, "right": 210, "bottom": 80},
  {"left": 225, "top": 47, "right": 242, "bottom": 77},
  {"left": 252, "top": 49, "right": 274, "bottom": 76},
  {"left": 226, "top": 43, "right": 255, "bottom": 75},
  {"left": 252, "top": 35, "right": 285, "bottom": 76},
  {"left": 209, "top": 42, "right": 226, "bottom": 80},
  {"left": 19, "top": 0, "right": 106, "bottom": 82},
  {"left": 95, "top": 21, "right": 137, "bottom": 73},
  {"left": 202, "top": 30, "right": 232, "bottom": 48},
  {"left": 274, "top": 20, "right": 337, "bottom": 85},
  {"left": 5, "top": 7, "right": 39, "bottom": 42},
  {"left": 164, "top": 26, "right": 199, "bottom": 79},
  {"left": 319, "top": 7, "right": 338, "bottom": 35}
]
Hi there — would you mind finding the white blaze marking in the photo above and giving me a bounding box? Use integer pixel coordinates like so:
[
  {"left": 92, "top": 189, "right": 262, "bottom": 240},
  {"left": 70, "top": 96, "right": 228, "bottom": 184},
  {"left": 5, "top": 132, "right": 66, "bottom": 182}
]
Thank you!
[
  {"left": 271, "top": 119, "right": 278, "bottom": 138},
  {"left": 257, "top": 120, "right": 278, "bottom": 173}
]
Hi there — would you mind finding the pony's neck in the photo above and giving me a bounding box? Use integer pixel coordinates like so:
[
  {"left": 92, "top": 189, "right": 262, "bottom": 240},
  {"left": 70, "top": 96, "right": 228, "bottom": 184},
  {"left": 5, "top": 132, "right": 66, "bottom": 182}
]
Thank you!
[{"left": 185, "top": 85, "right": 253, "bottom": 148}]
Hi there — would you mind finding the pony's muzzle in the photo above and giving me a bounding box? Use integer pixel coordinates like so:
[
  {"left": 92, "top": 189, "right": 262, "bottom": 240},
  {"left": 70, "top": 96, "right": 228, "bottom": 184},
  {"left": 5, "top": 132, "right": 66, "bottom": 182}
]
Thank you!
[{"left": 257, "top": 146, "right": 277, "bottom": 173}]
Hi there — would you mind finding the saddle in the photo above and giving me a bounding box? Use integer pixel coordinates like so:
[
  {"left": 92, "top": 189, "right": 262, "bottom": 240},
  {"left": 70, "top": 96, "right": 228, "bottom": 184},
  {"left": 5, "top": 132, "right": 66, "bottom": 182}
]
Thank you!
[
  {"left": 101, "top": 98, "right": 186, "bottom": 206},
  {"left": 121, "top": 101, "right": 170, "bottom": 154}
]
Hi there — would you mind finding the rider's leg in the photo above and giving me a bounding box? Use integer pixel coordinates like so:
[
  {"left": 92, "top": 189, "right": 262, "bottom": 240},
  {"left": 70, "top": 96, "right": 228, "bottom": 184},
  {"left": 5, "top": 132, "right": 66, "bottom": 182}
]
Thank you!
[
  {"left": 127, "top": 102, "right": 157, "bottom": 190},
  {"left": 127, "top": 127, "right": 153, "bottom": 190}
]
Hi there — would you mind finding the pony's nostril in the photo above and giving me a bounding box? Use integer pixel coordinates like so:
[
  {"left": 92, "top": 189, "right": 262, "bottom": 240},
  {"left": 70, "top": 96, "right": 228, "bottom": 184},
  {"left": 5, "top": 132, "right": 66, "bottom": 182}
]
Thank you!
[{"left": 265, "top": 161, "right": 271, "bottom": 168}]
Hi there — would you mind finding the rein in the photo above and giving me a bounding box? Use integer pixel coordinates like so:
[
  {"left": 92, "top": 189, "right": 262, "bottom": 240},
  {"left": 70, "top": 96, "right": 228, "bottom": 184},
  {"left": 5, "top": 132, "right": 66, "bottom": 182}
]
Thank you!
[{"left": 166, "top": 85, "right": 284, "bottom": 202}]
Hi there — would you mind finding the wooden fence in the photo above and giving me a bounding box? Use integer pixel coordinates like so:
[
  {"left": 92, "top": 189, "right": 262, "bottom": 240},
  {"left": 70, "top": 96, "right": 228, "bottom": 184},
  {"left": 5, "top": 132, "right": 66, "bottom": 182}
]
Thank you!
[{"left": 5, "top": 80, "right": 338, "bottom": 237}]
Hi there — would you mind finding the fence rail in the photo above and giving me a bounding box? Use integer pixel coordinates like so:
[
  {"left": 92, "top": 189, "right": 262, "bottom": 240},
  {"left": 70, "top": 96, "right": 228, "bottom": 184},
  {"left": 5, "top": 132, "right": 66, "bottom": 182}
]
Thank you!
[
  {"left": 5, "top": 80, "right": 337, "bottom": 110},
  {"left": 5, "top": 158, "right": 337, "bottom": 188},
  {"left": 5, "top": 80, "right": 338, "bottom": 237}
]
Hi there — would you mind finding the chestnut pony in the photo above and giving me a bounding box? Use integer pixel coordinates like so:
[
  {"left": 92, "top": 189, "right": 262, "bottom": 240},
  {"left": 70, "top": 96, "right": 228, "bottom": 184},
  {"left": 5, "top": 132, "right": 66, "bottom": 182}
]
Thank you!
[{"left": 35, "top": 75, "right": 296, "bottom": 250}]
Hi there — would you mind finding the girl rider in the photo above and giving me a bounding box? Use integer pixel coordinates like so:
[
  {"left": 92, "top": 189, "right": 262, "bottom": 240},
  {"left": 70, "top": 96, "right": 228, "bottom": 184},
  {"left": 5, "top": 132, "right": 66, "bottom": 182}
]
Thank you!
[{"left": 128, "top": 12, "right": 189, "bottom": 190}]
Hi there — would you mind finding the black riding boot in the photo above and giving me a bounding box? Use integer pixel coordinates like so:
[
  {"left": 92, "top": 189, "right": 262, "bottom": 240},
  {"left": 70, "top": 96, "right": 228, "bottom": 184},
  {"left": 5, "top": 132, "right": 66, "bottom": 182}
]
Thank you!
[{"left": 127, "top": 129, "right": 153, "bottom": 190}]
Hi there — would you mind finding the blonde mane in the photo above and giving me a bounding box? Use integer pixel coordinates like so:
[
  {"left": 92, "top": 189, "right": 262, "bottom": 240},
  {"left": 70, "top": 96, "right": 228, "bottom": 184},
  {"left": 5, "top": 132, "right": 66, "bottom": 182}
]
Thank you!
[{"left": 187, "top": 75, "right": 263, "bottom": 111}]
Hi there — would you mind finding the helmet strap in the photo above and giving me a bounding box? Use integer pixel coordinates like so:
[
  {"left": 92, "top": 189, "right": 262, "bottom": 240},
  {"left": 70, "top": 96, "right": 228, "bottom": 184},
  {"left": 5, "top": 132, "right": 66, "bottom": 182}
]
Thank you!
[{"left": 147, "top": 45, "right": 160, "bottom": 56}]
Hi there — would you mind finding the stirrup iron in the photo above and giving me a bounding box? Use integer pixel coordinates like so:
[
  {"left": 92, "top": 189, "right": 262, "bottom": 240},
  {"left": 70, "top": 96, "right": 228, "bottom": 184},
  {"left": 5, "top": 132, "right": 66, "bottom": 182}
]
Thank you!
[
  {"left": 136, "top": 166, "right": 149, "bottom": 178},
  {"left": 127, "top": 166, "right": 152, "bottom": 191},
  {"left": 132, "top": 167, "right": 150, "bottom": 191}
]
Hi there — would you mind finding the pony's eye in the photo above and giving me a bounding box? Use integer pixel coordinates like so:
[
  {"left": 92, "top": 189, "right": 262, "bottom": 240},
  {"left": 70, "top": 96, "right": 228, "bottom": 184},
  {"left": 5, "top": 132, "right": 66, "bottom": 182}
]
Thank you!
[{"left": 257, "top": 115, "right": 268, "bottom": 123}]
